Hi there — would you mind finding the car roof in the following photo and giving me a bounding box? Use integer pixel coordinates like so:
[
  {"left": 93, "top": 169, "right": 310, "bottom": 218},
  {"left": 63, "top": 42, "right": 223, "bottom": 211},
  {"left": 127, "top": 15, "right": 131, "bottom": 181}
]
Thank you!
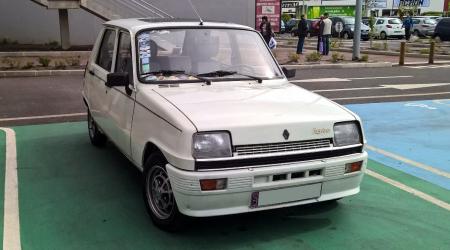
[{"left": 104, "top": 18, "right": 253, "bottom": 34}]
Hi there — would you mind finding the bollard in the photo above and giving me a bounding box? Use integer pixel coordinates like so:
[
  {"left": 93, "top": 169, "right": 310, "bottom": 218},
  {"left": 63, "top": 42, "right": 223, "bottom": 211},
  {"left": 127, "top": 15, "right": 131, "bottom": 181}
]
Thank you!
[
  {"left": 429, "top": 41, "right": 435, "bottom": 64},
  {"left": 399, "top": 41, "right": 406, "bottom": 66}
]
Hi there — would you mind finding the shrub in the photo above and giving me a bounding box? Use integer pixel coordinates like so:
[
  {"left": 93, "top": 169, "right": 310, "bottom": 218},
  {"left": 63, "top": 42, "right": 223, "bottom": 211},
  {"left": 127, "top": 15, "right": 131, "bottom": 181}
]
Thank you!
[
  {"left": 38, "top": 57, "right": 51, "bottom": 67},
  {"left": 54, "top": 61, "right": 66, "bottom": 69},
  {"left": 359, "top": 54, "right": 369, "bottom": 62},
  {"left": 66, "top": 57, "right": 80, "bottom": 66},
  {"left": 287, "top": 40, "right": 295, "bottom": 45},
  {"left": 420, "top": 48, "right": 430, "bottom": 54},
  {"left": 47, "top": 41, "right": 60, "bottom": 47},
  {"left": 2, "top": 57, "right": 20, "bottom": 69},
  {"left": 306, "top": 51, "right": 322, "bottom": 62},
  {"left": 370, "top": 42, "right": 382, "bottom": 50},
  {"left": 281, "top": 13, "right": 291, "bottom": 23},
  {"left": 288, "top": 53, "right": 300, "bottom": 63},
  {"left": 21, "top": 62, "right": 34, "bottom": 70},
  {"left": 331, "top": 52, "right": 344, "bottom": 63}
]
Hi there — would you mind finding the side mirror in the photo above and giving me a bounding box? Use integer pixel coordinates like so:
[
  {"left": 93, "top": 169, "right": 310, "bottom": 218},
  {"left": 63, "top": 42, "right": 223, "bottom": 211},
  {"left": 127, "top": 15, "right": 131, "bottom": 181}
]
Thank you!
[
  {"left": 282, "top": 67, "right": 296, "bottom": 79},
  {"left": 106, "top": 72, "right": 129, "bottom": 87}
]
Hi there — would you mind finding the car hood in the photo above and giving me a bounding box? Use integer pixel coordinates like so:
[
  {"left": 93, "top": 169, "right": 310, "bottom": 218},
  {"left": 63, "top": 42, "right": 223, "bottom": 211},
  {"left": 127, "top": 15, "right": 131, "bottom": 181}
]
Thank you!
[{"left": 150, "top": 81, "right": 356, "bottom": 145}]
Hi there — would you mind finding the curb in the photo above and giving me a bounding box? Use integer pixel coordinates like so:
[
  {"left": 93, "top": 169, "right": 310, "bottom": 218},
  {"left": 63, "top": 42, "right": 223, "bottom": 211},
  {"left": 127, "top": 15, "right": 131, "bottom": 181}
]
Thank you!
[
  {"left": 281, "top": 62, "right": 393, "bottom": 70},
  {"left": 0, "top": 51, "right": 91, "bottom": 57},
  {"left": 0, "top": 69, "right": 84, "bottom": 78}
]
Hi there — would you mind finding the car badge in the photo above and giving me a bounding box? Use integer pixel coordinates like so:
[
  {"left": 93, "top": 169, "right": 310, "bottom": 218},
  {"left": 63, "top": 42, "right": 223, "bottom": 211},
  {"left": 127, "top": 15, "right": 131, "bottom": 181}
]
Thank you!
[{"left": 283, "top": 129, "right": 290, "bottom": 140}]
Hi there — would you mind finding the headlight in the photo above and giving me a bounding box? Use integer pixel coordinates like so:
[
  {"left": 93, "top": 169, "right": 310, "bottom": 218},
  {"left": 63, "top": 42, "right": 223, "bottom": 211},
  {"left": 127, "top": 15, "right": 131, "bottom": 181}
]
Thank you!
[
  {"left": 192, "top": 132, "right": 232, "bottom": 159},
  {"left": 333, "top": 122, "right": 361, "bottom": 147}
]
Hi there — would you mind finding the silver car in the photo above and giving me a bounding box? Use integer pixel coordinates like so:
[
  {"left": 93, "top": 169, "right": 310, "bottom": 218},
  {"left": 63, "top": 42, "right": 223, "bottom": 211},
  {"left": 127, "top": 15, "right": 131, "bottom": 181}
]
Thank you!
[{"left": 412, "top": 17, "right": 438, "bottom": 37}]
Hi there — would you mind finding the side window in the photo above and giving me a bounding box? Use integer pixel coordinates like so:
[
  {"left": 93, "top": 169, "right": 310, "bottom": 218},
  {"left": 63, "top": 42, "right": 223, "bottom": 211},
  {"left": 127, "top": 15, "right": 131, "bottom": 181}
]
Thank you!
[
  {"left": 115, "top": 32, "right": 133, "bottom": 83},
  {"left": 376, "top": 19, "right": 384, "bottom": 25},
  {"left": 413, "top": 19, "right": 420, "bottom": 24},
  {"left": 96, "top": 29, "right": 116, "bottom": 71}
]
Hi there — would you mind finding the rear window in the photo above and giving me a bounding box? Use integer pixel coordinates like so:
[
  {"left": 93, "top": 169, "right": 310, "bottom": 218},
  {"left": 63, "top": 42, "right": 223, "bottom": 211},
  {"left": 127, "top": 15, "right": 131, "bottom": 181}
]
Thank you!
[
  {"left": 424, "top": 19, "right": 437, "bottom": 25},
  {"left": 388, "top": 19, "right": 401, "bottom": 24}
]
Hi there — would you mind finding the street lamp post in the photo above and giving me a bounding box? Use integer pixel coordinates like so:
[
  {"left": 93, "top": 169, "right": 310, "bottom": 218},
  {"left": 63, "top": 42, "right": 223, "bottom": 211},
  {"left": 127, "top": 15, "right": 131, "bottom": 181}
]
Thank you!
[{"left": 353, "top": 0, "right": 363, "bottom": 60}]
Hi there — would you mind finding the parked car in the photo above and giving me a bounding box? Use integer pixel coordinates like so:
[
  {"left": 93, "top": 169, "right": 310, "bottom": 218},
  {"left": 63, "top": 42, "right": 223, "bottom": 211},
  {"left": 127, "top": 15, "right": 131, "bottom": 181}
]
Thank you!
[
  {"left": 330, "top": 16, "right": 370, "bottom": 40},
  {"left": 285, "top": 18, "right": 299, "bottom": 32},
  {"left": 434, "top": 17, "right": 450, "bottom": 41},
  {"left": 374, "top": 17, "right": 405, "bottom": 39},
  {"left": 280, "top": 20, "right": 286, "bottom": 33},
  {"left": 290, "top": 19, "right": 320, "bottom": 37},
  {"left": 83, "top": 18, "right": 367, "bottom": 231},
  {"left": 412, "top": 17, "right": 437, "bottom": 36}
]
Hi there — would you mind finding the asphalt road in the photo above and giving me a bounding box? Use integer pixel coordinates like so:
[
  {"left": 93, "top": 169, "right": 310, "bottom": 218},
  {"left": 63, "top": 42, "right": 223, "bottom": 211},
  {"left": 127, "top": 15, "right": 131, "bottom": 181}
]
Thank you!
[{"left": 1, "top": 65, "right": 450, "bottom": 126}]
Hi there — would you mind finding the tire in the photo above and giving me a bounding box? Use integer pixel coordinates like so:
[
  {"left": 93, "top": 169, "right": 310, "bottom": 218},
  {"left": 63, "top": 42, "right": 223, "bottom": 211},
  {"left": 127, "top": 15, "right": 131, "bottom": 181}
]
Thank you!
[
  {"left": 413, "top": 30, "right": 420, "bottom": 37},
  {"left": 143, "top": 152, "right": 185, "bottom": 231},
  {"left": 434, "top": 35, "right": 442, "bottom": 43},
  {"left": 87, "top": 110, "right": 106, "bottom": 147},
  {"left": 380, "top": 32, "right": 387, "bottom": 40}
]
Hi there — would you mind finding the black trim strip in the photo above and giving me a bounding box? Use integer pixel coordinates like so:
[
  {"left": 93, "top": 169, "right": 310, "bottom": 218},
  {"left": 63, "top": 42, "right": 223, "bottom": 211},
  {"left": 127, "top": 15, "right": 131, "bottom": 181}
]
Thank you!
[
  {"left": 195, "top": 146, "right": 363, "bottom": 170},
  {"left": 110, "top": 87, "right": 183, "bottom": 132}
]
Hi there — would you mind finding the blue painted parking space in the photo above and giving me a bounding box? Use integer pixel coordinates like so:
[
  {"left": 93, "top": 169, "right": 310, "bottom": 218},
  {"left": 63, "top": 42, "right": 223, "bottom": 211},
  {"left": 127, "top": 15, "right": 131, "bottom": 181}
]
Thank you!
[{"left": 346, "top": 99, "right": 450, "bottom": 190}]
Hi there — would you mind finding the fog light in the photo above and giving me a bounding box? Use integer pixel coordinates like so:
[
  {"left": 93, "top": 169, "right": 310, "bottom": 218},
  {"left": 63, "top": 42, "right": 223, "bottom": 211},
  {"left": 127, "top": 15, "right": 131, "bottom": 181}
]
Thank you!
[
  {"left": 345, "top": 161, "right": 363, "bottom": 173},
  {"left": 200, "top": 178, "right": 227, "bottom": 191}
]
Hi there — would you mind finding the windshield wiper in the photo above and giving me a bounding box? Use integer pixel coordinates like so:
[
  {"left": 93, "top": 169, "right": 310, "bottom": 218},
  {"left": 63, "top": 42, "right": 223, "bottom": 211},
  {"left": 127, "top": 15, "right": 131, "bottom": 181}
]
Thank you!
[
  {"left": 196, "top": 70, "right": 263, "bottom": 83},
  {"left": 141, "top": 70, "right": 211, "bottom": 85}
]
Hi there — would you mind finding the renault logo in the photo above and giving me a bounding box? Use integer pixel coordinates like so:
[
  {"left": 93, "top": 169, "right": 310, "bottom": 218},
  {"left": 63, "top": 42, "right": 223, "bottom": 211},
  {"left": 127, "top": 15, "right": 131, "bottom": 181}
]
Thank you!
[{"left": 283, "top": 129, "right": 290, "bottom": 140}]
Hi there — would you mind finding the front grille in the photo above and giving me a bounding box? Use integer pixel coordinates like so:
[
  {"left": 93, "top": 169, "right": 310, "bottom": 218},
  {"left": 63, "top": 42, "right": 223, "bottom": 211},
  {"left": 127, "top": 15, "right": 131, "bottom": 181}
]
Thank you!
[
  {"left": 196, "top": 146, "right": 363, "bottom": 170},
  {"left": 234, "top": 139, "right": 332, "bottom": 156}
]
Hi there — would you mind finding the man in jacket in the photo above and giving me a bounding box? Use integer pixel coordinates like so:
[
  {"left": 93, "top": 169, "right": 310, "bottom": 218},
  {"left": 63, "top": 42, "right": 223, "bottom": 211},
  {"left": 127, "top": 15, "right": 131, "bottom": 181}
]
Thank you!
[
  {"left": 297, "top": 14, "right": 308, "bottom": 54},
  {"left": 320, "top": 13, "right": 332, "bottom": 56},
  {"left": 260, "top": 16, "right": 273, "bottom": 46},
  {"left": 402, "top": 13, "right": 413, "bottom": 41}
]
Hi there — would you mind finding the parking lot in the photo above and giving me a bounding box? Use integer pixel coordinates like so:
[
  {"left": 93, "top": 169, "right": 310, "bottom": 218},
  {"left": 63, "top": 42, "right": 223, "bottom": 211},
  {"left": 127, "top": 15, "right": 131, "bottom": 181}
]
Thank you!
[{"left": 1, "top": 69, "right": 450, "bottom": 249}]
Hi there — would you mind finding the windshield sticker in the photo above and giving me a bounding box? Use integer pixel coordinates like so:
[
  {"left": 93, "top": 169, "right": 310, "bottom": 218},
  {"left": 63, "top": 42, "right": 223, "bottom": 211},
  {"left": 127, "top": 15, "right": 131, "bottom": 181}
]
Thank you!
[{"left": 138, "top": 33, "right": 152, "bottom": 74}]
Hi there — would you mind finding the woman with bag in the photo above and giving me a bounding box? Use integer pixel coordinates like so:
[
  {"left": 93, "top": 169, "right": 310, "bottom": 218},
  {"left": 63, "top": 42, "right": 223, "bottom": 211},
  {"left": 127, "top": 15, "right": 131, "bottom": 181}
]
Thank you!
[{"left": 316, "top": 15, "right": 324, "bottom": 53}]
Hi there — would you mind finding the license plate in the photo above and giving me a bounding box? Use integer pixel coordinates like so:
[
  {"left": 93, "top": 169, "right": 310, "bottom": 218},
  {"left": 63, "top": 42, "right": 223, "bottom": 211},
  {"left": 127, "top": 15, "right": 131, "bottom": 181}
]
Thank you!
[{"left": 250, "top": 183, "right": 322, "bottom": 208}]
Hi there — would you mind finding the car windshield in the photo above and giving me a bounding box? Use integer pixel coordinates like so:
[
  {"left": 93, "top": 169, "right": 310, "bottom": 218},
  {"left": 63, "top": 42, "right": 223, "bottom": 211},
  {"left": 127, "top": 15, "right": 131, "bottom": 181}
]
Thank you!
[
  {"left": 137, "top": 28, "right": 282, "bottom": 83},
  {"left": 388, "top": 19, "right": 402, "bottom": 24},
  {"left": 424, "top": 19, "right": 437, "bottom": 24}
]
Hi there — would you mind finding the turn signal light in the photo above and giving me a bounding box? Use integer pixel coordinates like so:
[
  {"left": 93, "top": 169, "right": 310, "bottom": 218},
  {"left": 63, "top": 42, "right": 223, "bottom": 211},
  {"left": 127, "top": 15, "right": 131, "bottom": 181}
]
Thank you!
[
  {"left": 200, "top": 178, "right": 227, "bottom": 191},
  {"left": 345, "top": 161, "right": 363, "bottom": 173}
]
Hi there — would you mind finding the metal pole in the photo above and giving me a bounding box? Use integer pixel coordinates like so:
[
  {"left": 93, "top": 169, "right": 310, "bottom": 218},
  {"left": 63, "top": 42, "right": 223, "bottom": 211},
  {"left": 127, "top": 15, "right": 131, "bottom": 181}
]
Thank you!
[
  {"left": 429, "top": 41, "right": 435, "bottom": 64},
  {"left": 303, "top": 0, "right": 305, "bottom": 15},
  {"left": 352, "top": 0, "right": 362, "bottom": 60},
  {"left": 399, "top": 41, "right": 406, "bottom": 66}
]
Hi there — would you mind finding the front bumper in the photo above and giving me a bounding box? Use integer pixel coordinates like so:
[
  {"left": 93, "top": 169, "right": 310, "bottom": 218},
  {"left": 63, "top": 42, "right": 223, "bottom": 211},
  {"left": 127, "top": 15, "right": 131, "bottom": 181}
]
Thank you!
[{"left": 166, "top": 151, "right": 368, "bottom": 217}]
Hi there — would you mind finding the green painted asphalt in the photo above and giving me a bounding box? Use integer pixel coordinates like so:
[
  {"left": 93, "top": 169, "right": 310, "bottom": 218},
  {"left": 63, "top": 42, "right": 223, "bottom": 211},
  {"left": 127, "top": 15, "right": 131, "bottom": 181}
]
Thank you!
[
  {"left": 6, "top": 122, "right": 450, "bottom": 249},
  {"left": 0, "top": 130, "right": 5, "bottom": 248}
]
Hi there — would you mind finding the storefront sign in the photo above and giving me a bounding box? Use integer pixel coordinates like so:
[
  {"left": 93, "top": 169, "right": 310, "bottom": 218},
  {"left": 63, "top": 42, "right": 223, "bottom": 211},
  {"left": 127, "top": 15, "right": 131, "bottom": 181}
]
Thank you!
[
  {"left": 307, "top": 6, "right": 356, "bottom": 19},
  {"left": 256, "top": 0, "right": 281, "bottom": 33},
  {"left": 393, "top": 0, "right": 430, "bottom": 7}
]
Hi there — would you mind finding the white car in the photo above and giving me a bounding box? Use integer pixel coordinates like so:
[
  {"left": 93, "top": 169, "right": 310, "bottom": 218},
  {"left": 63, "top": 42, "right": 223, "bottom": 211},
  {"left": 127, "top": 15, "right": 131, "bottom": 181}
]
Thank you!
[
  {"left": 82, "top": 18, "right": 368, "bottom": 230},
  {"left": 374, "top": 17, "right": 405, "bottom": 39}
]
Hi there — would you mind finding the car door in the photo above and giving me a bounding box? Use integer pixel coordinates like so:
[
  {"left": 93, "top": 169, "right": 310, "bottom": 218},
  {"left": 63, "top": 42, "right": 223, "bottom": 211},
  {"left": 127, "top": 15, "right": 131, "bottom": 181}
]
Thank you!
[
  {"left": 86, "top": 28, "right": 117, "bottom": 133},
  {"left": 105, "top": 31, "right": 136, "bottom": 157},
  {"left": 375, "top": 19, "right": 384, "bottom": 36}
]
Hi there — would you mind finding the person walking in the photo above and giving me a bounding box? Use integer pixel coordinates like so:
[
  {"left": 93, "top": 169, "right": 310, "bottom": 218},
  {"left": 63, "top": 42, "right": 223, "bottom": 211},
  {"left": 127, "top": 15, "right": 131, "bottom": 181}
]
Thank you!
[
  {"left": 260, "top": 16, "right": 273, "bottom": 46},
  {"left": 316, "top": 16, "right": 324, "bottom": 52},
  {"left": 402, "top": 13, "right": 413, "bottom": 41},
  {"left": 320, "top": 13, "right": 332, "bottom": 56},
  {"left": 296, "top": 14, "right": 308, "bottom": 54}
]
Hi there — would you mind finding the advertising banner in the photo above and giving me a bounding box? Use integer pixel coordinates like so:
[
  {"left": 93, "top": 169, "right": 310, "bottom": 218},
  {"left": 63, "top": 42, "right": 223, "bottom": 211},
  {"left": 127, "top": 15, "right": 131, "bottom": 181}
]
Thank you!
[
  {"left": 256, "top": 0, "right": 281, "bottom": 33},
  {"left": 307, "top": 6, "right": 356, "bottom": 19},
  {"left": 393, "top": 0, "right": 430, "bottom": 7}
]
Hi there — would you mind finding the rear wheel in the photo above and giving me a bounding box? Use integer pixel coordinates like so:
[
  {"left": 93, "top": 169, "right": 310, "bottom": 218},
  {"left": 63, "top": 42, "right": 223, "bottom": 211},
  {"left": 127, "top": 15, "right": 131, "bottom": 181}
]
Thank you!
[
  {"left": 380, "top": 32, "right": 387, "bottom": 40},
  {"left": 343, "top": 32, "right": 350, "bottom": 39},
  {"left": 434, "top": 35, "right": 442, "bottom": 43},
  {"left": 87, "top": 110, "right": 106, "bottom": 147},
  {"left": 143, "top": 153, "right": 185, "bottom": 231},
  {"left": 413, "top": 30, "right": 420, "bottom": 37}
]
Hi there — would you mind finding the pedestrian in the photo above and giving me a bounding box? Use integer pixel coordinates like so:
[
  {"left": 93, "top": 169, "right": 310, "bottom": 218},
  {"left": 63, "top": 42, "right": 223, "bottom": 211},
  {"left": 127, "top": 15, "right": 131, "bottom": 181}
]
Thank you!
[
  {"left": 296, "top": 14, "right": 308, "bottom": 54},
  {"left": 316, "top": 15, "right": 324, "bottom": 52},
  {"left": 320, "top": 13, "right": 332, "bottom": 56},
  {"left": 402, "top": 13, "right": 413, "bottom": 41},
  {"left": 260, "top": 16, "right": 273, "bottom": 46}
]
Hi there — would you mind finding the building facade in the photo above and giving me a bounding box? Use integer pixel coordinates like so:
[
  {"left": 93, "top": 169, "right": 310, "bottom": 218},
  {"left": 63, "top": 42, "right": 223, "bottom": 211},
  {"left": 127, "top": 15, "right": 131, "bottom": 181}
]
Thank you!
[{"left": 282, "top": 0, "right": 448, "bottom": 18}]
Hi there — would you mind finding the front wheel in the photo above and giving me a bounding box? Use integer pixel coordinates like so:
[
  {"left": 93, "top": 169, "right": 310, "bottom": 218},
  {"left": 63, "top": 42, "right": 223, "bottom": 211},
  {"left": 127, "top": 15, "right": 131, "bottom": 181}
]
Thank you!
[
  {"left": 143, "top": 153, "right": 185, "bottom": 231},
  {"left": 380, "top": 32, "right": 387, "bottom": 40},
  {"left": 87, "top": 110, "right": 106, "bottom": 147}
]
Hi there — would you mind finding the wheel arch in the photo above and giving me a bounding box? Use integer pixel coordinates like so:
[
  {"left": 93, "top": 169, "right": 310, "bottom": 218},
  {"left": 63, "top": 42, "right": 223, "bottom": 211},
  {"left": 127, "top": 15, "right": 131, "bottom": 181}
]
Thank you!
[{"left": 142, "top": 141, "right": 167, "bottom": 168}]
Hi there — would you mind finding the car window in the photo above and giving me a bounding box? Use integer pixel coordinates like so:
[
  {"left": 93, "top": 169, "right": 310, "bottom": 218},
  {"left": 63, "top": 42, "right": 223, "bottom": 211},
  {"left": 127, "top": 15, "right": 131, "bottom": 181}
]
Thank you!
[
  {"left": 376, "top": 19, "right": 384, "bottom": 25},
  {"left": 424, "top": 19, "right": 437, "bottom": 25},
  {"left": 115, "top": 32, "right": 133, "bottom": 83},
  {"left": 343, "top": 17, "right": 355, "bottom": 25},
  {"left": 96, "top": 29, "right": 116, "bottom": 71},
  {"left": 412, "top": 19, "right": 420, "bottom": 24},
  {"left": 388, "top": 19, "right": 401, "bottom": 24}
]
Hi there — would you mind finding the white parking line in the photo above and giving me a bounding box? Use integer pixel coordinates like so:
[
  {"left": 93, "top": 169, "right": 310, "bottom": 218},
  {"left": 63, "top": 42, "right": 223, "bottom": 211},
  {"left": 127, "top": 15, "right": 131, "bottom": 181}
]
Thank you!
[
  {"left": 0, "top": 113, "right": 86, "bottom": 122},
  {"left": 291, "top": 76, "right": 413, "bottom": 83},
  {"left": 1, "top": 128, "right": 21, "bottom": 250},
  {"left": 366, "top": 169, "right": 450, "bottom": 211},
  {"left": 366, "top": 145, "right": 450, "bottom": 179},
  {"left": 347, "top": 76, "right": 413, "bottom": 80},
  {"left": 313, "top": 86, "right": 387, "bottom": 92},
  {"left": 330, "top": 92, "right": 450, "bottom": 101}
]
